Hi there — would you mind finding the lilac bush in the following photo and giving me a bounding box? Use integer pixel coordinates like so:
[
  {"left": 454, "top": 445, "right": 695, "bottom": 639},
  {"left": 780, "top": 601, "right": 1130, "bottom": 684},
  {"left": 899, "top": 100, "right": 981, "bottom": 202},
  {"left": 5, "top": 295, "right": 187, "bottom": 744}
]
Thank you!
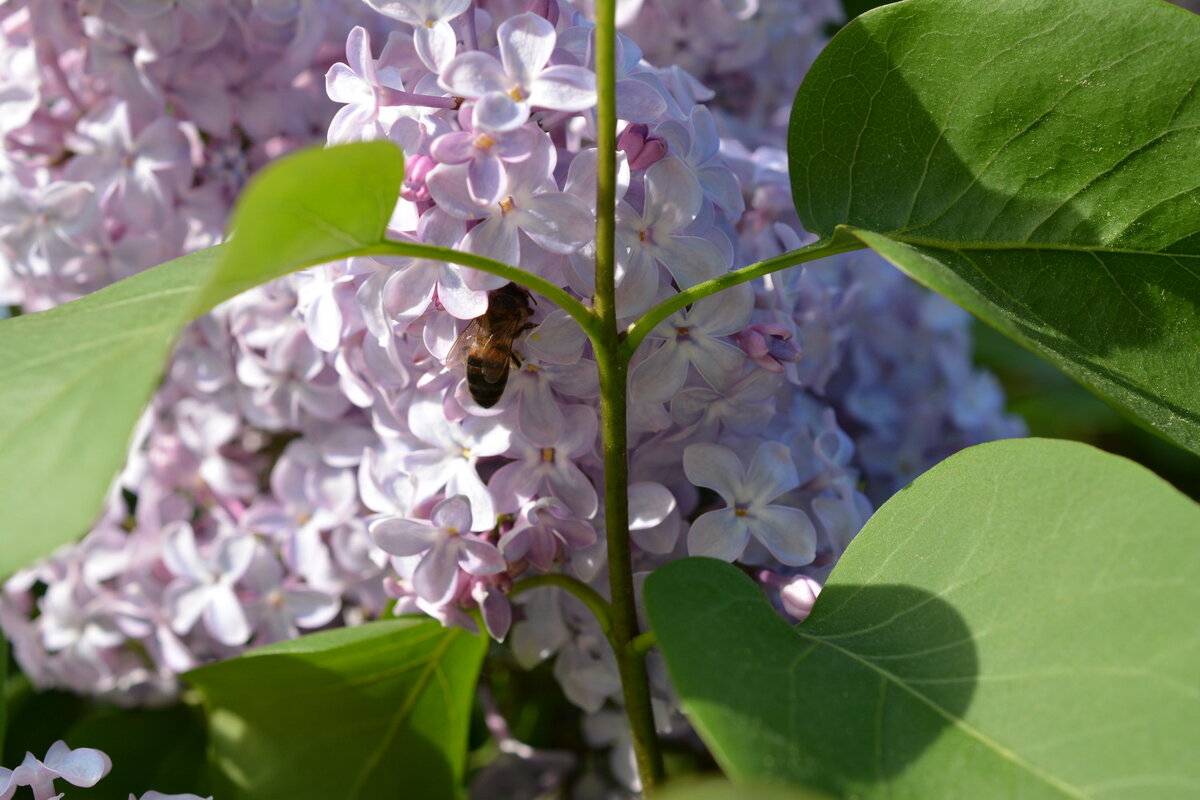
[{"left": 0, "top": 0, "right": 1023, "bottom": 791}]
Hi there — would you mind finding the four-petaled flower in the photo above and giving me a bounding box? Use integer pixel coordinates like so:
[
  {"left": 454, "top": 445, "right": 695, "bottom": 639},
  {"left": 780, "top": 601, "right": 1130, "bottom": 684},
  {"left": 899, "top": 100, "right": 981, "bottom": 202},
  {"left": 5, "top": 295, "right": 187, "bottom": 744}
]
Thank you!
[{"left": 683, "top": 441, "right": 816, "bottom": 566}]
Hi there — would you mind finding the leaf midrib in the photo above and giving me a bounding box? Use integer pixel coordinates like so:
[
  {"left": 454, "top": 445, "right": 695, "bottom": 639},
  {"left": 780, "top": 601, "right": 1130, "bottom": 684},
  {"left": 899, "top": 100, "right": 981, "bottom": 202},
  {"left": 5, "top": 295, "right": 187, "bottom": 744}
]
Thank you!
[
  {"left": 346, "top": 629, "right": 459, "bottom": 799},
  {"left": 795, "top": 627, "right": 1089, "bottom": 799},
  {"left": 879, "top": 231, "right": 1200, "bottom": 260}
]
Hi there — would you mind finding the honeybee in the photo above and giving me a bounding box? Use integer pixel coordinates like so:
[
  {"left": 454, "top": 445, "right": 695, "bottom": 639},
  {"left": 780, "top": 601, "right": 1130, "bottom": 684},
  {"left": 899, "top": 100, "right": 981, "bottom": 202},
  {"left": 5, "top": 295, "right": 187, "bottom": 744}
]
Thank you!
[{"left": 453, "top": 283, "right": 536, "bottom": 408}]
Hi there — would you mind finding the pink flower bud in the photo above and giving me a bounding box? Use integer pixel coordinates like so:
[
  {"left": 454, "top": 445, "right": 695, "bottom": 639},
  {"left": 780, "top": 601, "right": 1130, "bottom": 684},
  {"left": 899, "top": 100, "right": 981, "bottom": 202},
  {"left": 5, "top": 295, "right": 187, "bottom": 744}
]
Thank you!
[
  {"left": 401, "top": 154, "right": 436, "bottom": 203},
  {"left": 735, "top": 323, "right": 801, "bottom": 372},
  {"left": 618, "top": 122, "right": 669, "bottom": 170},
  {"left": 523, "top": 0, "right": 560, "bottom": 26}
]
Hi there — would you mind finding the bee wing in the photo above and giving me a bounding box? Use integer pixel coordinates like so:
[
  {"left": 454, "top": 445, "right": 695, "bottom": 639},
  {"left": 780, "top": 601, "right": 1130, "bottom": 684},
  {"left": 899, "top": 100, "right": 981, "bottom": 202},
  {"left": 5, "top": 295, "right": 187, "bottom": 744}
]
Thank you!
[
  {"left": 447, "top": 318, "right": 482, "bottom": 369},
  {"left": 478, "top": 336, "right": 516, "bottom": 384}
]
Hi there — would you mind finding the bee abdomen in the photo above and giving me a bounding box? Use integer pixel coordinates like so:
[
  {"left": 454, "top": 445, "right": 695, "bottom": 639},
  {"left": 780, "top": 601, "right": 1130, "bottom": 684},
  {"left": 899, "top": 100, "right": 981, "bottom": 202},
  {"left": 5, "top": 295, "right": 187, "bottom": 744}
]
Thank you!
[{"left": 466, "top": 357, "right": 508, "bottom": 408}]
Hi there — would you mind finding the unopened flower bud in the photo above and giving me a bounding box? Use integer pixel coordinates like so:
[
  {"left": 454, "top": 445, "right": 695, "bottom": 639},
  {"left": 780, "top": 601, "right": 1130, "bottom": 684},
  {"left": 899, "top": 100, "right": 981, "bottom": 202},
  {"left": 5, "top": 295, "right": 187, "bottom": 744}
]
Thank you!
[
  {"left": 735, "top": 323, "right": 801, "bottom": 372},
  {"left": 618, "top": 122, "right": 668, "bottom": 170},
  {"left": 401, "top": 154, "right": 436, "bottom": 203},
  {"left": 523, "top": 0, "right": 560, "bottom": 26}
]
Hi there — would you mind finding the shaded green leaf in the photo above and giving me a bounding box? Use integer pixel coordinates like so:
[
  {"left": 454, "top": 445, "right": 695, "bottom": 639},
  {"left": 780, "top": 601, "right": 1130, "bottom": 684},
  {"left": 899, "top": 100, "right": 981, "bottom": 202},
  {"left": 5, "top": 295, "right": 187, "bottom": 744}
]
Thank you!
[
  {"left": 0, "top": 142, "right": 403, "bottom": 577},
  {"left": 646, "top": 438, "right": 1200, "bottom": 798},
  {"left": 789, "top": 0, "right": 1200, "bottom": 454},
  {"left": 659, "top": 778, "right": 834, "bottom": 800},
  {"left": 65, "top": 703, "right": 211, "bottom": 800},
  {"left": 186, "top": 618, "right": 486, "bottom": 800}
]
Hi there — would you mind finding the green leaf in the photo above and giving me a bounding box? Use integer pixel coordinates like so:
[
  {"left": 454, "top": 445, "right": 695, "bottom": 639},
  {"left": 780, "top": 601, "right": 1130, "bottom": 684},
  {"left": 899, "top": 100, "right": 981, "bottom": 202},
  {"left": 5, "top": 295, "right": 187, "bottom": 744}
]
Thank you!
[
  {"left": 646, "top": 438, "right": 1200, "bottom": 799},
  {"left": 186, "top": 618, "right": 487, "bottom": 800},
  {"left": 0, "top": 249, "right": 219, "bottom": 578},
  {"left": 191, "top": 140, "right": 404, "bottom": 314},
  {"left": 0, "top": 142, "right": 403, "bottom": 577},
  {"left": 789, "top": 0, "right": 1200, "bottom": 454},
  {"left": 659, "top": 778, "right": 835, "bottom": 800}
]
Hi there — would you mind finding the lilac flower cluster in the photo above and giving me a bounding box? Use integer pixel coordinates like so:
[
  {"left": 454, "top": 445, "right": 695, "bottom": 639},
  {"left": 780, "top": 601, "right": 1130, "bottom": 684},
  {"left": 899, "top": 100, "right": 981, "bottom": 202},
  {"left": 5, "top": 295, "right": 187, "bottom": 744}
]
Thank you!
[
  {"left": 0, "top": 0, "right": 381, "bottom": 311},
  {"left": 0, "top": 739, "right": 208, "bottom": 800},
  {"left": 0, "top": 1, "right": 1023, "bottom": 782}
]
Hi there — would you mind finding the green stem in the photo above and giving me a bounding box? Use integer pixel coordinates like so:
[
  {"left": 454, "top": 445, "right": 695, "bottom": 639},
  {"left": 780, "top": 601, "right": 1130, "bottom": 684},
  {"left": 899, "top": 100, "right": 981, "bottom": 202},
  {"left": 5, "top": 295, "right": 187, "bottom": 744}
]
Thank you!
[
  {"left": 629, "top": 630, "right": 657, "bottom": 658},
  {"left": 596, "top": 347, "right": 664, "bottom": 790},
  {"left": 510, "top": 573, "right": 614, "bottom": 637},
  {"left": 356, "top": 241, "right": 600, "bottom": 339},
  {"left": 592, "top": 0, "right": 665, "bottom": 790},
  {"left": 619, "top": 234, "right": 864, "bottom": 361}
]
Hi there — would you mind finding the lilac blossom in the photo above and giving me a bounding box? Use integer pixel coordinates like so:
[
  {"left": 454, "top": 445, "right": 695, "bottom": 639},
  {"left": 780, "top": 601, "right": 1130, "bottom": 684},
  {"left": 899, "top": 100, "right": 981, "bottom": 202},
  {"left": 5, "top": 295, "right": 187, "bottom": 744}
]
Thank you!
[
  {"left": 3, "top": 741, "right": 111, "bottom": 800},
  {"left": 439, "top": 12, "right": 596, "bottom": 132},
  {"left": 161, "top": 522, "right": 255, "bottom": 647},
  {"left": 366, "top": 0, "right": 472, "bottom": 72},
  {"left": 683, "top": 441, "right": 817, "bottom": 566},
  {"left": 370, "top": 494, "right": 505, "bottom": 605},
  {"left": 628, "top": 283, "right": 753, "bottom": 404}
]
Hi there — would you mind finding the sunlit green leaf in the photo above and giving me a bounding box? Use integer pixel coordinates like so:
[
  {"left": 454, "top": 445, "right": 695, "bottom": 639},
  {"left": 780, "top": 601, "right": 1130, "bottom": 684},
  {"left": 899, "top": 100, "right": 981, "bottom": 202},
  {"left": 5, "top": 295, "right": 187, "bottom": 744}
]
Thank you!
[
  {"left": 790, "top": 0, "right": 1200, "bottom": 454},
  {"left": 647, "top": 439, "right": 1200, "bottom": 798},
  {"left": 0, "top": 142, "right": 403, "bottom": 577},
  {"left": 186, "top": 618, "right": 486, "bottom": 800}
]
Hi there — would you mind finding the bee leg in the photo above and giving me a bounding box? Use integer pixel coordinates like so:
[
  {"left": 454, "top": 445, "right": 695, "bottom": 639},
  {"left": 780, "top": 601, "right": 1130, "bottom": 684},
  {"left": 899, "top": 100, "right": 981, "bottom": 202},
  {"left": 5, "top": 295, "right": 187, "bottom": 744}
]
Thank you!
[{"left": 509, "top": 350, "right": 523, "bottom": 368}]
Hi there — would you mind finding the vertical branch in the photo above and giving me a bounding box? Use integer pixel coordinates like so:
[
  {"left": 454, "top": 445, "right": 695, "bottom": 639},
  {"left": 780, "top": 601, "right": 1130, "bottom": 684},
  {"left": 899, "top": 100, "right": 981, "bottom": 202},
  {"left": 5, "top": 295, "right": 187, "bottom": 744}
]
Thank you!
[{"left": 592, "top": 0, "right": 666, "bottom": 791}]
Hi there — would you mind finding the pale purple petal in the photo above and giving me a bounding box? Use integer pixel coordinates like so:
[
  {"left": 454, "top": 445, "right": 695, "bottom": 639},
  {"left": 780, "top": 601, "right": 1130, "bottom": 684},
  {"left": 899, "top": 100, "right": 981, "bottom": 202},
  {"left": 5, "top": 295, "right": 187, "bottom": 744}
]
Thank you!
[
  {"left": 628, "top": 341, "right": 689, "bottom": 404},
  {"left": 690, "top": 337, "right": 748, "bottom": 391},
  {"left": 429, "top": 131, "right": 477, "bottom": 164},
  {"left": 204, "top": 585, "right": 252, "bottom": 646},
  {"left": 344, "top": 26, "right": 374, "bottom": 84},
  {"left": 529, "top": 66, "right": 597, "bottom": 112},
  {"left": 467, "top": 152, "right": 505, "bottom": 206},
  {"left": 414, "top": 540, "right": 461, "bottom": 605},
  {"left": 463, "top": 215, "right": 519, "bottom": 266},
  {"left": 682, "top": 443, "right": 744, "bottom": 502},
  {"left": 687, "top": 509, "right": 749, "bottom": 562},
  {"left": 628, "top": 482, "right": 675, "bottom": 528},
  {"left": 472, "top": 92, "right": 527, "bottom": 133},
  {"left": 440, "top": 51, "right": 510, "bottom": 97},
  {"left": 458, "top": 536, "right": 505, "bottom": 575},
  {"left": 696, "top": 282, "right": 753, "bottom": 335},
  {"left": 435, "top": 267, "right": 489, "bottom": 320},
  {"left": 414, "top": 22, "right": 456, "bottom": 73},
  {"left": 547, "top": 464, "right": 598, "bottom": 519},
  {"left": 746, "top": 442, "right": 800, "bottom": 505},
  {"left": 286, "top": 588, "right": 342, "bottom": 628},
  {"left": 370, "top": 517, "right": 440, "bottom": 556},
  {"left": 517, "top": 193, "right": 593, "bottom": 253},
  {"left": 615, "top": 78, "right": 667, "bottom": 122},
  {"left": 478, "top": 585, "right": 512, "bottom": 641},
  {"left": 430, "top": 494, "right": 474, "bottom": 531},
  {"left": 43, "top": 741, "right": 111, "bottom": 788},
  {"left": 751, "top": 506, "right": 817, "bottom": 567},
  {"left": 167, "top": 590, "right": 214, "bottom": 648},
  {"left": 497, "top": 12, "right": 555, "bottom": 87},
  {"left": 644, "top": 157, "right": 701, "bottom": 232},
  {"left": 427, "top": 163, "right": 488, "bottom": 218},
  {"left": 654, "top": 236, "right": 724, "bottom": 287},
  {"left": 488, "top": 461, "right": 541, "bottom": 511}
]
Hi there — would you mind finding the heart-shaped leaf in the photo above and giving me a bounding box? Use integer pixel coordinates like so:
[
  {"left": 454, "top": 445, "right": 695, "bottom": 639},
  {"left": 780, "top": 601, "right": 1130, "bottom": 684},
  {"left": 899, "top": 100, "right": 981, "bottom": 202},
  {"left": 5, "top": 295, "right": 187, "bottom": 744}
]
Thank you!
[
  {"left": 646, "top": 438, "right": 1200, "bottom": 798},
  {"left": 186, "top": 618, "right": 486, "bottom": 800},
  {"left": 789, "top": 0, "right": 1200, "bottom": 454},
  {"left": 0, "top": 142, "right": 403, "bottom": 577}
]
